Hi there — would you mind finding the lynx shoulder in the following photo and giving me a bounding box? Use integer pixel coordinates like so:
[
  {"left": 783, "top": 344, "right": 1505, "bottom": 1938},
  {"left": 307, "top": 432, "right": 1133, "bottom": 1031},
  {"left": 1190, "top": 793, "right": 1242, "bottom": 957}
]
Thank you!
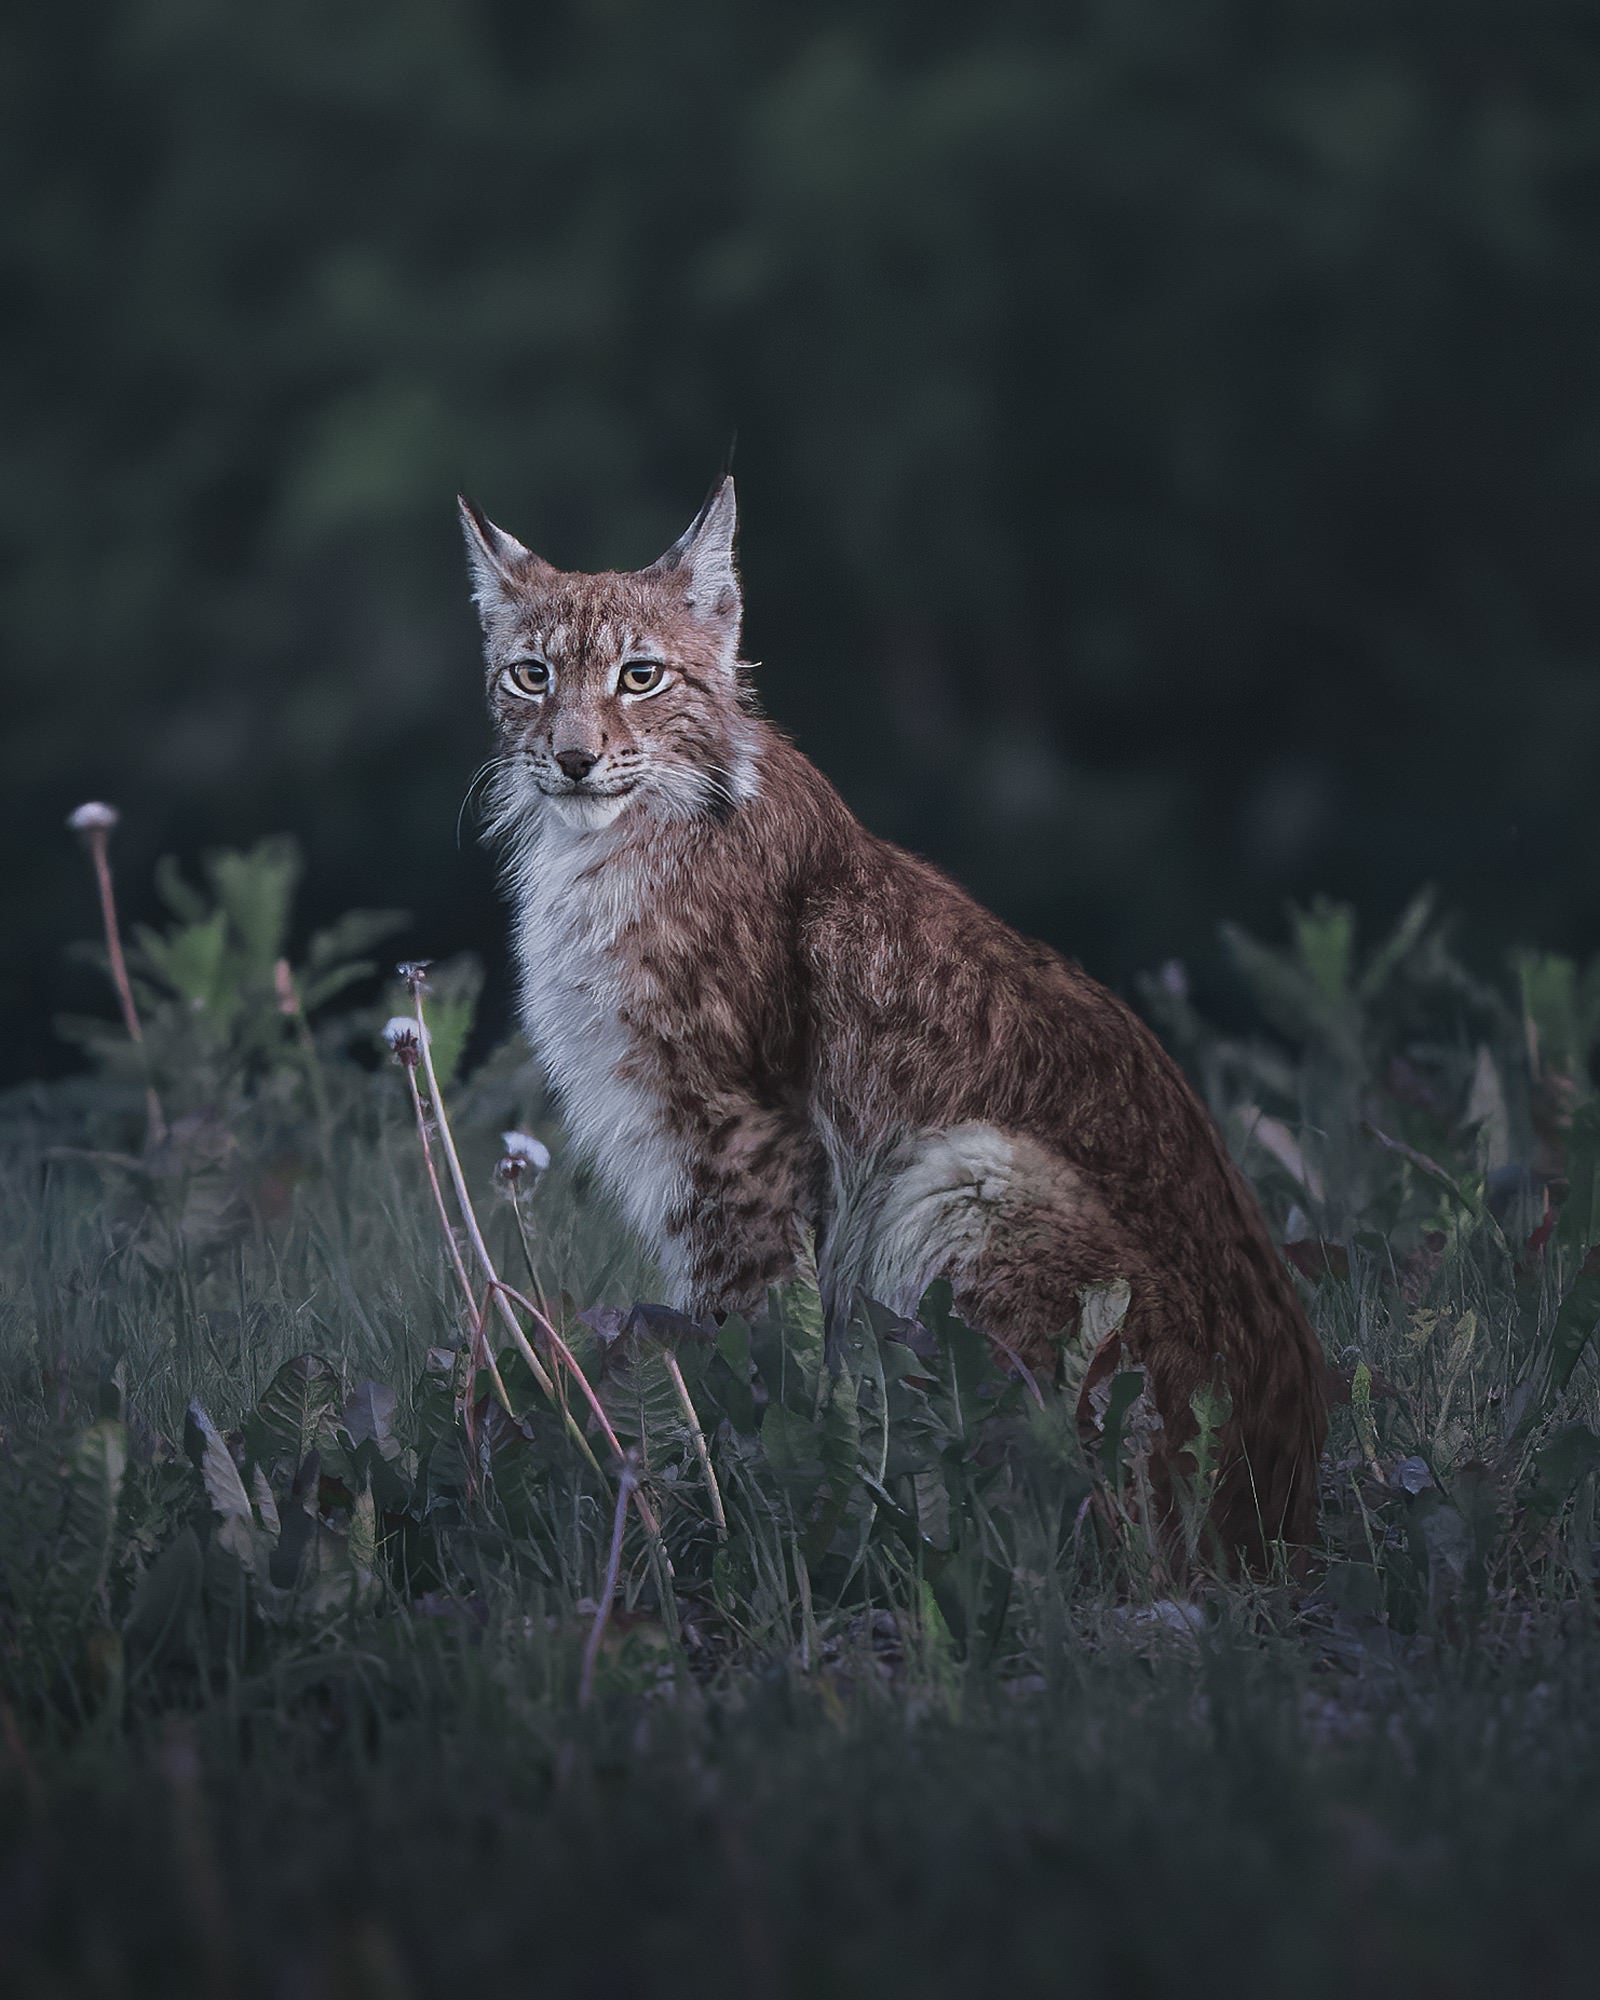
[{"left": 460, "top": 478, "right": 1326, "bottom": 1561}]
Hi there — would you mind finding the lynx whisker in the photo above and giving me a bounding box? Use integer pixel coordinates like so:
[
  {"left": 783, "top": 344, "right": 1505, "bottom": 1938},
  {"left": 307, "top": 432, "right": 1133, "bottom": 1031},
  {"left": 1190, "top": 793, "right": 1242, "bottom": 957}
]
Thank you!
[{"left": 455, "top": 756, "right": 513, "bottom": 849}]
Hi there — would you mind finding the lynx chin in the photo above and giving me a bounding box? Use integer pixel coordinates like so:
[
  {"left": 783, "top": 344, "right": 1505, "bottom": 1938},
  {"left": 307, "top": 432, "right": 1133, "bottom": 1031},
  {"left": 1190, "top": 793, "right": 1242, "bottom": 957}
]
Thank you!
[{"left": 460, "top": 477, "right": 1326, "bottom": 1561}]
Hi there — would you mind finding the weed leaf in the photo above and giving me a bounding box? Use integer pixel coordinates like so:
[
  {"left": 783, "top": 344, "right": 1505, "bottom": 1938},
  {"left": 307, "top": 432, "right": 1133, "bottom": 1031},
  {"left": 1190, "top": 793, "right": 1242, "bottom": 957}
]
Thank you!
[
  {"left": 186, "top": 1400, "right": 264, "bottom": 1572},
  {"left": 1545, "top": 1248, "right": 1600, "bottom": 1399},
  {"left": 56, "top": 1418, "right": 128, "bottom": 1623},
  {"left": 123, "top": 1527, "right": 203, "bottom": 1665},
  {"left": 249, "top": 1354, "right": 342, "bottom": 1468}
]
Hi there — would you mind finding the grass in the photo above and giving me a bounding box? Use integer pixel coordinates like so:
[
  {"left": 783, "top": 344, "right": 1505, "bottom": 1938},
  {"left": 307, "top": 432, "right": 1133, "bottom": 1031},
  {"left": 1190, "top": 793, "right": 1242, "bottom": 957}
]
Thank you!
[{"left": 4, "top": 842, "right": 1600, "bottom": 1997}]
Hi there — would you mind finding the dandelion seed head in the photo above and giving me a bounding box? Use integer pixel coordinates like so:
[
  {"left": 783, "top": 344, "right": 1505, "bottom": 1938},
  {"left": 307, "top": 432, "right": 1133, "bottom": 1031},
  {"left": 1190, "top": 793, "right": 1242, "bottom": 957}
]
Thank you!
[
  {"left": 495, "top": 1130, "right": 550, "bottom": 1189},
  {"left": 396, "top": 959, "right": 433, "bottom": 990},
  {"left": 68, "top": 801, "right": 119, "bottom": 834},
  {"left": 382, "top": 1016, "right": 428, "bottom": 1064},
  {"left": 500, "top": 1131, "right": 550, "bottom": 1170}
]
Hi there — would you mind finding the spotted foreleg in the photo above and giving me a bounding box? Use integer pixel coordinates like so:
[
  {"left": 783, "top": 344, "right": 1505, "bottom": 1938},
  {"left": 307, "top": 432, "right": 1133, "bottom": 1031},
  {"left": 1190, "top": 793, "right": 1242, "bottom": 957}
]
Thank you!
[{"left": 663, "top": 1102, "right": 822, "bottom": 1318}]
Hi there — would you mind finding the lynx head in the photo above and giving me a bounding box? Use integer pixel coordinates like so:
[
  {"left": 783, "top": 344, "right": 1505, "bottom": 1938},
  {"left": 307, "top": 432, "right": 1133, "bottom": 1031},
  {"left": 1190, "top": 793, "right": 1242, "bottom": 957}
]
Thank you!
[{"left": 460, "top": 477, "right": 761, "bottom": 835}]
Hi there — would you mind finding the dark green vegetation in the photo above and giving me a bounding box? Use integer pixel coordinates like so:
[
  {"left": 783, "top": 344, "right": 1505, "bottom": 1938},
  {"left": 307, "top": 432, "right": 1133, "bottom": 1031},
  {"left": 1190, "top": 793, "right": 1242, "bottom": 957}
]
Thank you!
[
  {"left": 5, "top": 840, "right": 1600, "bottom": 1996},
  {"left": 8, "top": 2, "right": 1600, "bottom": 1083}
]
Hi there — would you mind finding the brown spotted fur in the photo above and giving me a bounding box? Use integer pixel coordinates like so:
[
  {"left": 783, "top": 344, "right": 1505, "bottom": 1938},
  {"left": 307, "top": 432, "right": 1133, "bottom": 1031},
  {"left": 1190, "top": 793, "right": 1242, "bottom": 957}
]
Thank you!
[{"left": 460, "top": 480, "right": 1327, "bottom": 1563}]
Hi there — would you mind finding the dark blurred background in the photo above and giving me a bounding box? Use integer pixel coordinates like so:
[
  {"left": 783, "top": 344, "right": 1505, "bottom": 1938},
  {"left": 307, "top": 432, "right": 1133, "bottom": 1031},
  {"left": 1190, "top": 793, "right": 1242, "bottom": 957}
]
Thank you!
[{"left": 5, "top": 0, "right": 1600, "bottom": 1084}]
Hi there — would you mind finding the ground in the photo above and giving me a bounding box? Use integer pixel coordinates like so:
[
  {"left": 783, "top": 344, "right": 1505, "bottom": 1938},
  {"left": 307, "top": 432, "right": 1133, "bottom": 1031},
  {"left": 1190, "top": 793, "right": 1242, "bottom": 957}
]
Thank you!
[{"left": 3, "top": 854, "right": 1600, "bottom": 1998}]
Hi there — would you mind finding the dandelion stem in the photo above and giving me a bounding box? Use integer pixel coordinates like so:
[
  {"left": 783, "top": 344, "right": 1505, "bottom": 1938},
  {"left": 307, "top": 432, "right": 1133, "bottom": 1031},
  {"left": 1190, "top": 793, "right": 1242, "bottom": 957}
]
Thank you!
[
  {"left": 507, "top": 1187, "right": 552, "bottom": 1322},
  {"left": 73, "top": 809, "right": 165, "bottom": 1145},
  {"left": 663, "top": 1348, "right": 727, "bottom": 1539},
  {"left": 404, "top": 981, "right": 661, "bottom": 1533},
  {"left": 408, "top": 985, "right": 563, "bottom": 1398},
  {"left": 487, "top": 1279, "right": 626, "bottom": 1461},
  {"left": 487, "top": 1277, "right": 668, "bottom": 1548},
  {"left": 402, "top": 1060, "right": 477, "bottom": 1305},
  {"left": 579, "top": 1449, "right": 638, "bottom": 1709}
]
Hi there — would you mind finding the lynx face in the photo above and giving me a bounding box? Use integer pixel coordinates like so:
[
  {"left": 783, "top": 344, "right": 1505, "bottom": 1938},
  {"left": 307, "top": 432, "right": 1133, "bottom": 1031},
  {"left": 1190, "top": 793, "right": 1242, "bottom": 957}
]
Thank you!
[{"left": 461, "top": 479, "right": 762, "bottom": 832}]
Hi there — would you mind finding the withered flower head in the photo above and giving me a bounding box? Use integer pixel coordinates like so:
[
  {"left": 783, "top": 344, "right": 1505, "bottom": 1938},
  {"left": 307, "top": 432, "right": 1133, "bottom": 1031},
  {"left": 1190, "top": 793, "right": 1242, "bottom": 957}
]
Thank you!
[
  {"left": 382, "top": 1016, "right": 429, "bottom": 1066},
  {"left": 494, "top": 1128, "right": 551, "bottom": 1188}
]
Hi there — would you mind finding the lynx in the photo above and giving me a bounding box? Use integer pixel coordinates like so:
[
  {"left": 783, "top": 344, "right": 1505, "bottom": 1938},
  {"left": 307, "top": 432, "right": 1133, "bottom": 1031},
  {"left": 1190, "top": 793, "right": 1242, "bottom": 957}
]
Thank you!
[{"left": 460, "top": 478, "right": 1326, "bottom": 1559}]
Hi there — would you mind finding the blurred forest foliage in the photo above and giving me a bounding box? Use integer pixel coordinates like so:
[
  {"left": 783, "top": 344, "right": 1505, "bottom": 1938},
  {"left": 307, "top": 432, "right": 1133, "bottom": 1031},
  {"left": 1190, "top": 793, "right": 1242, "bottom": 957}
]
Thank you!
[{"left": 4, "top": 0, "right": 1600, "bottom": 1082}]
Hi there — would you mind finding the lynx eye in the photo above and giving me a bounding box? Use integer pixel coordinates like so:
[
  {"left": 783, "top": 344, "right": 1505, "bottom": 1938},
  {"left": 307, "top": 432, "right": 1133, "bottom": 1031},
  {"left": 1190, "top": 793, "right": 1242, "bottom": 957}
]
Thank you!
[
  {"left": 504, "top": 659, "right": 551, "bottom": 698},
  {"left": 618, "top": 659, "right": 668, "bottom": 697}
]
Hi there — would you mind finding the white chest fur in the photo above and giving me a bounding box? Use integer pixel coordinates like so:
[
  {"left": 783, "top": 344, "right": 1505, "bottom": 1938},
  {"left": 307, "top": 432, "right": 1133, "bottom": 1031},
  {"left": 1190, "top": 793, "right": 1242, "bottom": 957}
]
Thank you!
[{"left": 511, "top": 818, "right": 692, "bottom": 1298}]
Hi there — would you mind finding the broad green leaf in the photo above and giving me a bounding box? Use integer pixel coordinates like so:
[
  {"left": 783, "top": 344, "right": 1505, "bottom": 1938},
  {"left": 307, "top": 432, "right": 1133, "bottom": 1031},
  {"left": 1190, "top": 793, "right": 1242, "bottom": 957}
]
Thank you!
[
  {"left": 1546, "top": 1249, "right": 1600, "bottom": 1398},
  {"left": 305, "top": 907, "right": 410, "bottom": 973},
  {"left": 186, "top": 1400, "right": 264, "bottom": 1572},
  {"left": 207, "top": 836, "right": 300, "bottom": 983},
  {"left": 415, "top": 1348, "right": 468, "bottom": 1497},
  {"left": 1323, "top": 1559, "right": 1385, "bottom": 1618},
  {"left": 154, "top": 854, "right": 210, "bottom": 927},
  {"left": 1351, "top": 1360, "right": 1378, "bottom": 1461},
  {"left": 1357, "top": 887, "right": 1437, "bottom": 1002},
  {"left": 347, "top": 1484, "right": 378, "bottom": 1579},
  {"left": 1221, "top": 920, "right": 1351, "bottom": 1062},
  {"left": 705, "top": 1315, "right": 759, "bottom": 1434},
  {"left": 1556, "top": 1102, "right": 1600, "bottom": 1259},
  {"left": 755, "top": 1400, "right": 823, "bottom": 1505},
  {"left": 399, "top": 955, "right": 482, "bottom": 1090},
  {"left": 297, "top": 1500, "right": 382, "bottom": 1618},
  {"left": 1099, "top": 1370, "right": 1148, "bottom": 1487},
  {"left": 1292, "top": 896, "right": 1355, "bottom": 1006},
  {"left": 343, "top": 1380, "right": 401, "bottom": 1462},
  {"left": 123, "top": 1528, "right": 203, "bottom": 1663},
  {"left": 1523, "top": 1424, "right": 1600, "bottom": 1527},
  {"left": 56, "top": 1418, "right": 128, "bottom": 1621},
  {"left": 916, "top": 1280, "right": 996, "bottom": 1410},
  {"left": 1580, "top": 958, "right": 1600, "bottom": 1062},
  {"left": 1519, "top": 951, "right": 1583, "bottom": 1083},
  {"left": 248, "top": 1354, "right": 342, "bottom": 1468},
  {"left": 763, "top": 1370, "right": 860, "bottom": 1568},
  {"left": 749, "top": 1290, "right": 825, "bottom": 1416},
  {"left": 298, "top": 906, "right": 410, "bottom": 1013},
  {"left": 249, "top": 1464, "right": 280, "bottom": 1538},
  {"left": 596, "top": 1323, "right": 693, "bottom": 1457},
  {"left": 137, "top": 910, "right": 230, "bottom": 1012}
]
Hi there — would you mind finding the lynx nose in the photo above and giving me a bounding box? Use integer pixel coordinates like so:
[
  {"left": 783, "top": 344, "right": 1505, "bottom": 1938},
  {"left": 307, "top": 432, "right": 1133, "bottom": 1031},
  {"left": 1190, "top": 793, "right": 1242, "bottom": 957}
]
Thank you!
[{"left": 554, "top": 748, "right": 599, "bottom": 782}]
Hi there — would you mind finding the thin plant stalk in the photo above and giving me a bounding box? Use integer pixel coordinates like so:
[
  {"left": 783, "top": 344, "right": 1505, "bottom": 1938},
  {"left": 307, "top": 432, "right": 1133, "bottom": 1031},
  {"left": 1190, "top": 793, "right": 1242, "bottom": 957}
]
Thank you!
[
  {"left": 662, "top": 1348, "right": 727, "bottom": 1539},
  {"left": 407, "top": 986, "right": 560, "bottom": 1393},
  {"left": 488, "top": 1278, "right": 628, "bottom": 1464},
  {"left": 486, "top": 1275, "right": 672, "bottom": 1561},
  {"left": 398, "top": 1054, "right": 514, "bottom": 1415},
  {"left": 792, "top": 1533, "right": 818, "bottom": 1672},
  {"left": 507, "top": 1186, "right": 552, "bottom": 1322},
  {"left": 71, "top": 806, "right": 165, "bottom": 1145},
  {"left": 404, "top": 981, "right": 662, "bottom": 1537},
  {"left": 579, "top": 1450, "right": 638, "bottom": 1709}
]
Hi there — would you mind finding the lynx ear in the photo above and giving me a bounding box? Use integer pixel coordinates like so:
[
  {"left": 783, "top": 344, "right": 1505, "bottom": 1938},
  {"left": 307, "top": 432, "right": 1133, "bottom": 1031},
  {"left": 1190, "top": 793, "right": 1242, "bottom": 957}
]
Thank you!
[
  {"left": 457, "top": 497, "right": 548, "bottom": 615},
  {"left": 648, "top": 475, "right": 740, "bottom": 635}
]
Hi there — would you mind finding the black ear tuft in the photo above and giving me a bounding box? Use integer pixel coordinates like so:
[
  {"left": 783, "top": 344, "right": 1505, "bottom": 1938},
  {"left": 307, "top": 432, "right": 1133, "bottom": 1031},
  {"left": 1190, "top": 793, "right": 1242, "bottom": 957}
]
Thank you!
[
  {"left": 458, "top": 494, "right": 496, "bottom": 549},
  {"left": 457, "top": 496, "right": 546, "bottom": 609},
  {"left": 648, "top": 472, "right": 738, "bottom": 610}
]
